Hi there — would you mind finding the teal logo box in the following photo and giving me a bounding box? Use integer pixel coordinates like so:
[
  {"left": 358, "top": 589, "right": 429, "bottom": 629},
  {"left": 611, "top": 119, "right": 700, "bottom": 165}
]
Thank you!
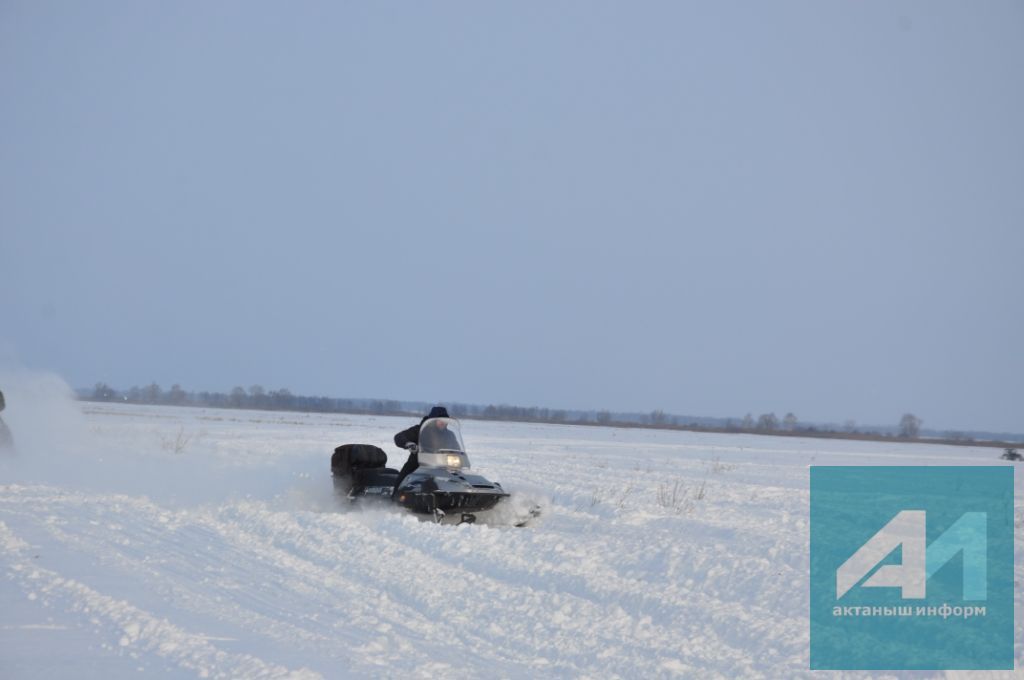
[{"left": 810, "top": 466, "right": 1014, "bottom": 670}]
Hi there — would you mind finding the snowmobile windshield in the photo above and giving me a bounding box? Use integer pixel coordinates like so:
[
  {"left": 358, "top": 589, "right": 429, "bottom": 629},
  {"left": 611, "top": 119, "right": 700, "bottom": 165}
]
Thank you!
[{"left": 418, "top": 417, "right": 465, "bottom": 454}]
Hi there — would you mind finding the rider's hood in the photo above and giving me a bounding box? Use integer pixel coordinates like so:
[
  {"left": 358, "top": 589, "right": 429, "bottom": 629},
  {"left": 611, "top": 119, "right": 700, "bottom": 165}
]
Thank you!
[{"left": 420, "top": 406, "right": 449, "bottom": 424}]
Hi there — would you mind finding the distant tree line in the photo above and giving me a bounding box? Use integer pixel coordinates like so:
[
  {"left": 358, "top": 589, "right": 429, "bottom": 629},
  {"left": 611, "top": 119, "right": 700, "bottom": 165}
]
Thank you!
[
  {"left": 89, "top": 382, "right": 410, "bottom": 416},
  {"left": 84, "top": 383, "right": 1004, "bottom": 446},
  {"left": 86, "top": 382, "right": 791, "bottom": 431}
]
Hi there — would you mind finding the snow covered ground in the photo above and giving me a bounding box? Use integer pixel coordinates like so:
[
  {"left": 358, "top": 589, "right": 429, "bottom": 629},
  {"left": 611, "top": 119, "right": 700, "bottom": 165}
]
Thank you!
[{"left": 0, "top": 384, "right": 1020, "bottom": 678}]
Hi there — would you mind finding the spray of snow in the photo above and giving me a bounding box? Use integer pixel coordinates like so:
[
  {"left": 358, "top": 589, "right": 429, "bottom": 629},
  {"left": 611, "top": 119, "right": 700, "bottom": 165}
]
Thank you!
[{"left": 0, "top": 367, "right": 88, "bottom": 476}]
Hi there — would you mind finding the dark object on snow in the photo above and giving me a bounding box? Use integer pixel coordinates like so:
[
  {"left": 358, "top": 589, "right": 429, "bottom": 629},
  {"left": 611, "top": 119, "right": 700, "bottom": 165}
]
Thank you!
[
  {"left": 1001, "top": 448, "right": 1022, "bottom": 462},
  {"left": 0, "top": 390, "right": 5, "bottom": 412},
  {"left": 330, "top": 413, "right": 532, "bottom": 525}
]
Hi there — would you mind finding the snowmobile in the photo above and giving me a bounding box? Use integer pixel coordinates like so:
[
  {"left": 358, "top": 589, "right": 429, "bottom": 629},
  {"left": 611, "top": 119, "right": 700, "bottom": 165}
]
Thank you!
[{"left": 331, "top": 415, "right": 536, "bottom": 525}]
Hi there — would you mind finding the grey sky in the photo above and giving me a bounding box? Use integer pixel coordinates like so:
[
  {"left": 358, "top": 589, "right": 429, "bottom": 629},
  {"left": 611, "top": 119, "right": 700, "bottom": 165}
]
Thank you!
[{"left": 1, "top": 1, "right": 1021, "bottom": 433}]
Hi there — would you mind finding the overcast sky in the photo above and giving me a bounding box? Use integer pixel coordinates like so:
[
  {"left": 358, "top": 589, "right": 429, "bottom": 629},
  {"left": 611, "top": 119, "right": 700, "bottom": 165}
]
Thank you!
[{"left": 1, "top": 1, "right": 1021, "bottom": 433}]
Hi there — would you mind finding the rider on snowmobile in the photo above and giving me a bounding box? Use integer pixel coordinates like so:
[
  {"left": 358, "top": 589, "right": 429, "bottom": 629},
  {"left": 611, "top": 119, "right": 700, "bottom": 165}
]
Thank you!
[{"left": 393, "top": 405, "right": 457, "bottom": 492}]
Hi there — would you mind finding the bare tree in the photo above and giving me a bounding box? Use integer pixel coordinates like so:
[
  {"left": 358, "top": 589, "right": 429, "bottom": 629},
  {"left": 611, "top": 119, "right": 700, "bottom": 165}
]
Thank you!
[
  {"left": 783, "top": 413, "right": 798, "bottom": 431},
  {"left": 269, "top": 388, "right": 293, "bottom": 409},
  {"left": 229, "top": 386, "right": 247, "bottom": 408},
  {"left": 899, "top": 413, "right": 922, "bottom": 438},
  {"left": 757, "top": 413, "right": 779, "bottom": 431},
  {"left": 167, "top": 384, "right": 187, "bottom": 405},
  {"left": 143, "top": 383, "right": 162, "bottom": 404},
  {"left": 248, "top": 385, "right": 267, "bottom": 409}
]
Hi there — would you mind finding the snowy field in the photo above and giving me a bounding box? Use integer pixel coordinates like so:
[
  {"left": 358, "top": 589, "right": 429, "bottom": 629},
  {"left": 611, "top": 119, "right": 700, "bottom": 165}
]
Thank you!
[{"left": 0, "top": 387, "right": 1021, "bottom": 678}]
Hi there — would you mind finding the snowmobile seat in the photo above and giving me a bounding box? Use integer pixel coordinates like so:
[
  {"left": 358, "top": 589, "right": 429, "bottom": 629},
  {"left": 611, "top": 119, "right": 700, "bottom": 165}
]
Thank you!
[
  {"left": 352, "top": 466, "right": 400, "bottom": 489},
  {"left": 331, "top": 444, "right": 388, "bottom": 477}
]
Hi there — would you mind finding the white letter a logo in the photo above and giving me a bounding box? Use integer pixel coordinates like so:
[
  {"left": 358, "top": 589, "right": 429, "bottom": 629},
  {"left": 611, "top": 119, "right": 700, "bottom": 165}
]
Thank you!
[{"left": 836, "top": 510, "right": 926, "bottom": 599}]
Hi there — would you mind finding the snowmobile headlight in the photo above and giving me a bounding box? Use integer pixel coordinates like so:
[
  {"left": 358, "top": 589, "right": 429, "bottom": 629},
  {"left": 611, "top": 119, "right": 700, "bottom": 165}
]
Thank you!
[{"left": 446, "top": 454, "right": 462, "bottom": 468}]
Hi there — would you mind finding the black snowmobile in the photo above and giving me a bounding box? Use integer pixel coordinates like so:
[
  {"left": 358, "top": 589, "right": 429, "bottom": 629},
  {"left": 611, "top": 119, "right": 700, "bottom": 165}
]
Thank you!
[{"left": 331, "top": 415, "right": 522, "bottom": 524}]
